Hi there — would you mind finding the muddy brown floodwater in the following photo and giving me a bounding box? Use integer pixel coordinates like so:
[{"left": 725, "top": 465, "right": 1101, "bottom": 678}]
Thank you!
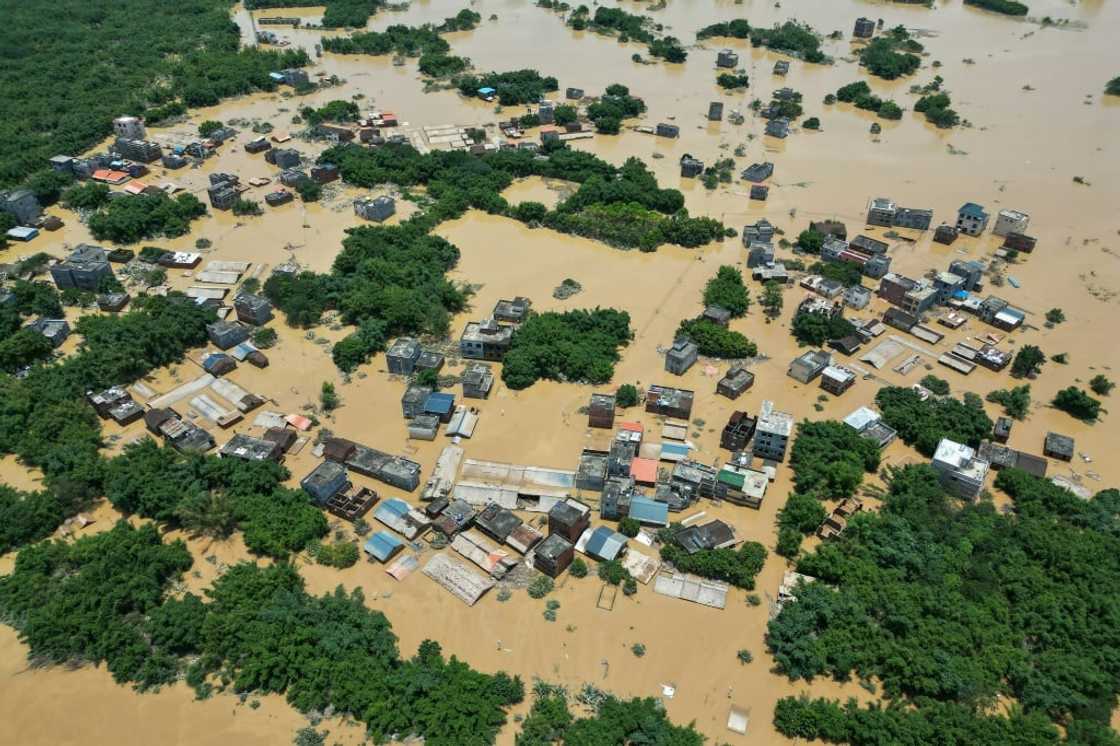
[{"left": 2, "top": 0, "right": 1119, "bottom": 743}]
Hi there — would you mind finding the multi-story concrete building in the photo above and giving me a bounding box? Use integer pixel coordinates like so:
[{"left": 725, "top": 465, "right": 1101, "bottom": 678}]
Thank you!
[
  {"left": 931, "top": 438, "right": 990, "bottom": 500},
  {"left": 753, "top": 400, "right": 794, "bottom": 462},
  {"left": 993, "top": 209, "right": 1030, "bottom": 237},
  {"left": 853, "top": 17, "right": 876, "bottom": 38},
  {"left": 50, "top": 244, "right": 112, "bottom": 291},
  {"left": 354, "top": 195, "right": 396, "bottom": 222},
  {"left": 956, "top": 203, "right": 989, "bottom": 236},
  {"left": 665, "top": 338, "right": 699, "bottom": 376},
  {"left": 113, "top": 115, "right": 146, "bottom": 140},
  {"left": 460, "top": 319, "right": 513, "bottom": 361},
  {"left": 866, "top": 197, "right": 896, "bottom": 227},
  {"left": 0, "top": 189, "right": 42, "bottom": 226},
  {"left": 113, "top": 137, "right": 162, "bottom": 163}
]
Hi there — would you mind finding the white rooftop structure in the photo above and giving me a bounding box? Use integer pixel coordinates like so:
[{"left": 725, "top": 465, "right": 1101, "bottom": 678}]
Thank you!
[
  {"left": 931, "top": 438, "right": 990, "bottom": 500},
  {"left": 844, "top": 406, "right": 880, "bottom": 432}
]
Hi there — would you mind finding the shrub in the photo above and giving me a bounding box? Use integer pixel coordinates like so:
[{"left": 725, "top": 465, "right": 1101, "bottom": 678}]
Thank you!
[
  {"left": 920, "top": 375, "right": 950, "bottom": 396},
  {"left": 616, "top": 383, "right": 640, "bottom": 408},
  {"left": 320, "top": 381, "right": 340, "bottom": 411},
  {"left": 703, "top": 266, "right": 751, "bottom": 316},
  {"left": 1089, "top": 375, "right": 1114, "bottom": 396},
  {"left": 802, "top": 116, "right": 820, "bottom": 130},
  {"left": 987, "top": 385, "right": 1031, "bottom": 420},
  {"left": 737, "top": 649, "right": 753, "bottom": 664},
  {"left": 1052, "top": 387, "right": 1101, "bottom": 422},
  {"left": 618, "top": 517, "right": 640, "bottom": 537},
  {"left": 631, "top": 643, "right": 646, "bottom": 657},
  {"left": 528, "top": 575, "right": 555, "bottom": 598},
  {"left": 569, "top": 558, "right": 588, "bottom": 578}
]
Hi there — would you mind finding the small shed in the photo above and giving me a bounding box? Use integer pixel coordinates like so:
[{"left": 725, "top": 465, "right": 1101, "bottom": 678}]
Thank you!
[
  {"left": 364, "top": 531, "right": 404, "bottom": 563},
  {"left": 583, "top": 526, "right": 628, "bottom": 562}
]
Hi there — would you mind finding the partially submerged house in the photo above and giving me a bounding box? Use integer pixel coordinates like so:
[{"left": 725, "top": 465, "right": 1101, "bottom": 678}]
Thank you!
[
  {"left": 534, "top": 533, "right": 575, "bottom": 577},
  {"left": 788, "top": 349, "right": 832, "bottom": 384},
  {"left": 931, "top": 438, "right": 990, "bottom": 500},
  {"left": 301, "top": 460, "right": 350, "bottom": 503},
  {"left": 548, "top": 498, "right": 591, "bottom": 543},
  {"left": 753, "top": 400, "right": 794, "bottom": 461},
  {"left": 220, "top": 433, "right": 284, "bottom": 463},
  {"left": 665, "top": 338, "right": 699, "bottom": 376},
  {"left": 582, "top": 526, "right": 628, "bottom": 562},
  {"left": 717, "top": 366, "right": 754, "bottom": 399},
  {"left": 645, "top": 385, "right": 694, "bottom": 419},
  {"left": 720, "top": 410, "right": 757, "bottom": 451},
  {"left": 460, "top": 319, "right": 513, "bottom": 361},
  {"left": 50, "top": 244, "right": 112, "bottom": 291},
  {"left": 588, "top": 393, "right": 616, "bottom": 429},
  {"left": 387, "top": 337, "right": 422, "bottom": 375},
  {"left": 354, "top": 195, "right": 396, "bottom": 222},
  {"left": 461, "top": 362, "right": 495, "bottom": 399},
  {"left": 956, "top": 202, "right": 989, "bottom": 236},
  {"left": 1043, "top": 432, "right": 1074, "bottom": 462}
]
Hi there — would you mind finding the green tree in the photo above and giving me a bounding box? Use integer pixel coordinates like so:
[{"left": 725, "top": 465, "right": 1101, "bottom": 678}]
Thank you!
[
  {"left": 703, "top": 265, "right": 751, "bottom": 316},
  {"left": 1011, "top": 344, "right": 1046, "bottom": 378},
  {"left": 199, "top": 120, "right": 223, "bottom": 137},
  {"left": 920, "top": 375, "right": 950, "bottom": 396},
  {"left": 618, "top": 517, "right": 640, "bottom": 537},
  {"left": 760, "top": 281, "right": 784, "bottom": 319},
  {"left": 1045, "top": 308, "right": 1066, "bottom": 324},
  {"left": 987, "top": 384, "right": 1031, "bottom": 420},
  {"left": 320, "top": 381, "right": 340, "bottom": 411},
  {"left": 797, "top": 227, "right": 824, "bottom": 253},
  {"left": 1089, "top": 375, "right": 1114, "bottom": 396},
  {"left": 1052, "top": 387, "right": 1101, "bottom": 421},
  {"left": 616, "top": 383, "right": 640, "bottom": 408}
]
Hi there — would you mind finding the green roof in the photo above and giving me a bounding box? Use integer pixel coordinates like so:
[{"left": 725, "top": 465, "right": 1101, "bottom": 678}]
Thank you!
[{"left": 718, "top": 468, "right": 746, "bottom": 489}]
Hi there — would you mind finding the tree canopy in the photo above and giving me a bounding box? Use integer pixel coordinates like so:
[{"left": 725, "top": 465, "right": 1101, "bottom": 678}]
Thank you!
[
  {"left": 875, "top": 386, "right": 992, "bottom": 456},
  {"left": 0, "top": 0, "right": 308, "bottom": 188},
  {"left": 769, "top": 465, "right": 1120, "bottom": 743},
  {"left": 501, "top": 308, "right": 632, "bottom": 390},
  {"left": 0, "top": 526, "right": 524, "bottom": 742}
]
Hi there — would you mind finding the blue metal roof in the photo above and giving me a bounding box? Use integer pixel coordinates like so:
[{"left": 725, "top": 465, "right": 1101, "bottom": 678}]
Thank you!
[
  {"left": 629, "top": 497, "right": 669, "bottom": 526},
  {"left": 364, "top": 531, "right": 403, "bottom": 561},
  {"left": 478, "top": 86, "right": 496, "bottom": 95},
  {"left": 661, "top": 442, "right": 690, "bottom": 457},
  {"left": 375, "top": 498, "right": 409, "bottom": 521},
  {"left": 424, "top": 392, "right": 455, "bottom": 415},
  {"left": 586, "top": 526, "right": 627, "bottom": 561},
  {"left": 959, "top": 202, "right": 986, "bottom": 218}
]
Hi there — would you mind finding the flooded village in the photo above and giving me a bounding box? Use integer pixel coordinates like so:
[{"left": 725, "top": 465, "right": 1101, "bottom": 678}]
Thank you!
[{"left": 1, "top": 0, "right": 1119, "bottom": 744}]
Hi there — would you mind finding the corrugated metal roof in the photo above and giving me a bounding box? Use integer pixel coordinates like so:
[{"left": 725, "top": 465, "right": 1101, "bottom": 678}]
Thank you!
[
  {"left": 585, "top": 526, "right": 627, "bottom": 561},
  {"left": 424, "top": 392, "right": 455, "bottom": 415},
  {"left": 629, "top": 497, "right": 669, "bottom": 526},
  {"left": 364, "top": 531, "right": 403, "bottom": 561}
]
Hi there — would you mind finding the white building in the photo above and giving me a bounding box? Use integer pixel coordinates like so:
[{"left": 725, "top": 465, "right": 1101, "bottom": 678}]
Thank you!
[
  {"left": 993, "top": 209, "right": 1030, "bottom": 237},
  {"left": 112, "top": 115, "right": 146, "bottom": 140},
  {"left": 931, "top": 438, "right": 990, "bottom": 500},
  {"left": 753, "top": 400, "right": 794, "bottom": 462}
]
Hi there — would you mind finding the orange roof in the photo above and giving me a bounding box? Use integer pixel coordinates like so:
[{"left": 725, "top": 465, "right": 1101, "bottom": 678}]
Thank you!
[
  {"left": 92, "top": 169, "right": 129, "bottom": 184},
  {"left": 630, "top": 457, "right": 658, "bottom": 485},
  {"left": 286, "top": 414, "right": 312, "bottom": 431},
  {"left": 618, "top": 421, "right": 643, "bottom": 433},
  {"left": 123, "top": 181, "right": 148, "bottom": 195}
]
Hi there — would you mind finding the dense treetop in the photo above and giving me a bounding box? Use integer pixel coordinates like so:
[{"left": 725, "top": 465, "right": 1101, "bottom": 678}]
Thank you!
[
  {"left": 769, "top": 466, "right": 1120, "bottom": 743},
  {"left": 0, "top": 0, "right": 308, "bottom": 187},
  {"left": 501, "top": 308, "right": 633, "bottom": 390}
]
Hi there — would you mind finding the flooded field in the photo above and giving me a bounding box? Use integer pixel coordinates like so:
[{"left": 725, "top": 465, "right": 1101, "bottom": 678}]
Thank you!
[{"left": 2, "top": 0, "right": 1119, "bottom": 743}]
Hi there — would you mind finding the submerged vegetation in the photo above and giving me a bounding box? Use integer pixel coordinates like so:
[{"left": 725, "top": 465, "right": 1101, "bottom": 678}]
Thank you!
[
  {"left": 321, "top": 9, "right": 481, "bottom": 76},
  {"left": 0, "top": 0, "right": 309, "bottom": 187},
  {"left": 518, "top": 683, "right": 703, "bottom": 744},
  {"left": 834, "top": 81, "right": 904, "bottom": 120},
  {"left": 859, "top": 27, "right": 924, "bottom": 80},
  {"left": 698, "top": 19, "right": 826, "bottom": 64},
  {"left": 319, "top": 141, "right": 728, "bottom": 256},
  {"left": 571, "top": 6, "right": 688, "bottom": 63},
  {"left": 88, "top": 192, "right": 208, "bottom": 243},
  {"left": 915, "top": 92, "right": 961, "bottom": 128},
  {"left": 0, "top": 525, "right": 526, "bottom": 742},
  {"left": 246, "top": 0, "right": 386, "bottom": 28},
  {"left": 0, "top": 296, "right": 216, "bottom": 552},
  {"left": 501, "top": 308, "right": 633, "bottom": 390},
  {"left": 454, "top": 69, "right": 558, "bottom": 105},
  {"left": 876, "top": 386, "right": 993, "bottom": 456},
  {"left": 964, "top": 0, "right": 1030, "bottom": 16},
  {"left": 769, "top": 466, "right": 1120, "bottom": 743}
]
